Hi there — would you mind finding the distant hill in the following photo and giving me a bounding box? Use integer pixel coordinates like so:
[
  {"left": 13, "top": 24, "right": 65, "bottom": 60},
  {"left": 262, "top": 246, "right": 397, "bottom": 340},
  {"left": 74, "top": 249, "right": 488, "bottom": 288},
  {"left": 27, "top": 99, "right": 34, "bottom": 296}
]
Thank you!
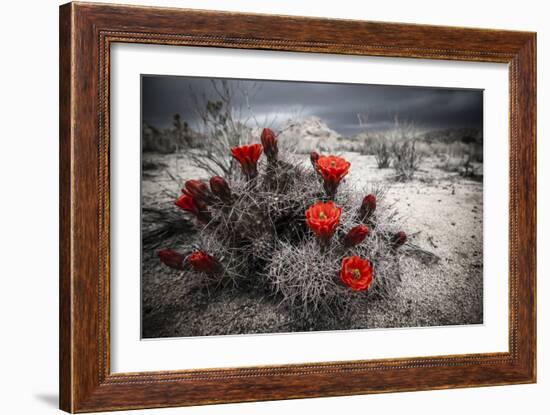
[
  {"left": 142, "top": 122, "right": 205, "bottom": 153},
  {"left": 273, "top": 117, "right": 362, "bottom": 153},
  {"left": 417, "top": 128, "right": 483, "bottom": 145}
]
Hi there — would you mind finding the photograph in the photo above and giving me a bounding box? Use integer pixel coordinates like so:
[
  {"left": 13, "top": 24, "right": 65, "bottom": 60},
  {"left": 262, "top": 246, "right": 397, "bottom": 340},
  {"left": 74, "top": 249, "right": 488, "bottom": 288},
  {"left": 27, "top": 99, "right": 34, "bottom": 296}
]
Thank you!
[
  {"left": 2, "top": 0, "right": 543, "bottom": 413},
  {"left": 141, "top": 75, "right": 484, "bottom": 338}
]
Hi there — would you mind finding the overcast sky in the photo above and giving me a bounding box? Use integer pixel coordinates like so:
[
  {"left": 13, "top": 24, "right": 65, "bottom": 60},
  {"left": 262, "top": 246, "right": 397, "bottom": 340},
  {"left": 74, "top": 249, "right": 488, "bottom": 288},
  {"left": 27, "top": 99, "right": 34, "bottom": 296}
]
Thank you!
[{"left": 142, "top": 75, "right": 483, "bottom": 136}]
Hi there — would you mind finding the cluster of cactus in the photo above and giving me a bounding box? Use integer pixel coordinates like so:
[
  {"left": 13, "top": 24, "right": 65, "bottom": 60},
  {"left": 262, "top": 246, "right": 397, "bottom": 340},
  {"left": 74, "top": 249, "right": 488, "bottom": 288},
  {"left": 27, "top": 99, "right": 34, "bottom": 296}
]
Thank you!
[{"left": 158, "top": 128, "right": 408, "bottom": 319}]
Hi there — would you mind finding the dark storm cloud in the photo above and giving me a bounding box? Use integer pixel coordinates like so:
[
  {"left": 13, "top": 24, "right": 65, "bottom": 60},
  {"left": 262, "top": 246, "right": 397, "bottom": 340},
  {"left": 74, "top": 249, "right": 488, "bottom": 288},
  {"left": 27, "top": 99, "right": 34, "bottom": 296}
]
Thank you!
[{"left": 142, "top": 75, "right": 483, "bottom": 135}]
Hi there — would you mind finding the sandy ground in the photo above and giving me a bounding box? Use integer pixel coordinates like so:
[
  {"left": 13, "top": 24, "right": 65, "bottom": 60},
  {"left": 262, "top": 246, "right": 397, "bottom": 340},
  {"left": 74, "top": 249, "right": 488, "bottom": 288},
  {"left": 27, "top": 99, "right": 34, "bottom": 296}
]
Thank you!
[{"left": 141, "top": 151, "right": 483, "bottom": 337}]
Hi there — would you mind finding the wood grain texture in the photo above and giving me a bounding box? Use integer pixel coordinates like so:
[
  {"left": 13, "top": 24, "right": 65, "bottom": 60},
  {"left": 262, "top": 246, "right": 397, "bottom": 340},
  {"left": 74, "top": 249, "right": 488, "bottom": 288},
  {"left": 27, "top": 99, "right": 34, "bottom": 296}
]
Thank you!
[
  {"left": 59, "top": 3, "right": 73, "bottom": 412},
  {"left": 59, "top": 2, "right": 537, "bottom": 412}
]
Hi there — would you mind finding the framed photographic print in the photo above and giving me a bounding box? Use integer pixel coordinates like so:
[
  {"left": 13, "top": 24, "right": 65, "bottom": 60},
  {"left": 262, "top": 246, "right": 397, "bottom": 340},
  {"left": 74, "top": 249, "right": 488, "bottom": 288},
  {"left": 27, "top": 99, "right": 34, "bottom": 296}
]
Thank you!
[{"left": 59, "top": 2, "right": 536, "bottom": 412}]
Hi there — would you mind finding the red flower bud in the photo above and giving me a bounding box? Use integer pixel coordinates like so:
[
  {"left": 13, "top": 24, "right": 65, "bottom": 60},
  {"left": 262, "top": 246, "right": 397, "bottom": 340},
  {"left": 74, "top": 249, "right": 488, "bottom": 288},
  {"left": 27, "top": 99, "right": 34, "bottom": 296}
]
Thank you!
[
  {"left": 261, "top": 128, "right": 278, "bottom": 162},
  {"left": 310, "top": 151, "right": 320, "bottom": 171},
  {"left": 340, "top": 256, "right": 374, "bottom": 291},
  {"left": 182, "top": 179, "right": 213, "bottom": 204},
  {"left": 316, "top": 155, "right": 351, "bottom": 197},
  {"left": 360, "top": 194, "right": 377, "bottom": 219},
  {"left": 175, "top": 194, "right": 200, "bottom": 214},
  {"left": 175, "top": 194, "right": 211, "bottom": 223},
  {"left": 305, "top": 201, "right": 341, "bottom": 244},
  {"left": 187, "top": 250, "right": 221, "bottom": 274},
  {"left": 209, "top": 176, "right": 232, "bottom": 202},
  {"left": 230, "top": 144, "right": 263, "bottom": 179},
  {"left": 157, "top": 248, "right": 185, "bottom": 270},
  {"left": 343, "top": 224, "right": 369, "bottom": 248},
  {"left": 392, "top": 231, "right": 407, "bottom": 248}
]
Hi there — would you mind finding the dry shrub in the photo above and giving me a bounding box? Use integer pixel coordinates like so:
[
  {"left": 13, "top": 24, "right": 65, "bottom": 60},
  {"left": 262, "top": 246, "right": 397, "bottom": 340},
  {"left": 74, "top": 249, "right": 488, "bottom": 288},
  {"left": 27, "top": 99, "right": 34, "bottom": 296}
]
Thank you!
[
  {"left": 142, "top": 117, "right": 204, "bottom": 154},
  {"left": 391, "top": 140, "right": 423, "bottom": 181},
  {"left": 360, "top": 134, "right": 392, "bottom": 168},
  {"left": 373, "top": 139, "right": 392, "bottom": 168},
  {"left": 436, "top": 153, "right": 480, "bottom": 179}
]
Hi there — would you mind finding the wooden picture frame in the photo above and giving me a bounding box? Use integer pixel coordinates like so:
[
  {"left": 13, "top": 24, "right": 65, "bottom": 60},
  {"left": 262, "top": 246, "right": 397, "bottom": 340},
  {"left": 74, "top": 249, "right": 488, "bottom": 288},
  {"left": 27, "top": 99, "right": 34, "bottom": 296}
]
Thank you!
[{"left": 59, "top": 2, "right": 536, "bottom": 412}]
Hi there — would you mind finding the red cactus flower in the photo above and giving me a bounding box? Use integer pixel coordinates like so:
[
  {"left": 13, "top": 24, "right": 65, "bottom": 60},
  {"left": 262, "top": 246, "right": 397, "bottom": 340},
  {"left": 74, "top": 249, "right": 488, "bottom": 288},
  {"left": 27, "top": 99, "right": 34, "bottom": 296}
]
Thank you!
[
  {"left": 230, "top": 144, "right": 263, "bottom": 179},
  {"left": 175, "top": 194, "right": 211, "bottom": 223},
  {"left": 209, "top": 176, "right": 232, "bottom": 202},
  {"left": 310, "top": 151, "right": 320, "bottom": 171},
  {"left": 316, "top": 155, "right": 351, "bottom": 196},
  {"left": 392, "top": 231, "right": 407, "bottom": 248},
  {"left": 305, "top": 201, "right": 342, "bottom": 243},
  {"left": 343, "top": 224, "right": 369, "bottom": 248},
  {"left": 340, "top": 256, "right": 374, "bottom": 291},
  {"left": 187, "top": 250, "right": 221, "bottom": 274},
  {"left": 360, "top": 194, "right": 377, "bottom": 219},
  {"left": 175, "top": 194, "right": 200, "bottom": 214},
  {"left": 157, "top": 248, "right": 185, "bottom": 270},
  {"left": 261, "top": 128, "right": 278, "bottom": 162},
  {"left": 182, "top": 179, "right": 213, "bottom": 204}
]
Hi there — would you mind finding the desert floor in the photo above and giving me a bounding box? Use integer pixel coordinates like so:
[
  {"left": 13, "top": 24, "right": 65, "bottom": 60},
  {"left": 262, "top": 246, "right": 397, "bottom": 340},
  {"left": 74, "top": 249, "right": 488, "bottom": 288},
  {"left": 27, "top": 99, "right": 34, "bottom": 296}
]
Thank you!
[{"left": 141, "top": 151, "right": 483, "bottom": 338}]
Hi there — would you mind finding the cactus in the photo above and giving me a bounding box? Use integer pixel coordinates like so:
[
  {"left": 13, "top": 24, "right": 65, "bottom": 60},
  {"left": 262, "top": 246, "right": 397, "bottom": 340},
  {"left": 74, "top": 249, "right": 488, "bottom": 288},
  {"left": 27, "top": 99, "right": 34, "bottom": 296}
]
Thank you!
[{"left": 160, "top": 128, "right": 410, "bottom": 319}]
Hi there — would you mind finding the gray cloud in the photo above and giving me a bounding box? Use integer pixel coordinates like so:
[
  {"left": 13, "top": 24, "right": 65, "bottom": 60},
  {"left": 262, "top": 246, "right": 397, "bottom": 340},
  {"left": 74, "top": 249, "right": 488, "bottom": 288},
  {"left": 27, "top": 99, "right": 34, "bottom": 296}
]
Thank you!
[{"left": 142, "top": 75, "right": 483, "bottom": 135}]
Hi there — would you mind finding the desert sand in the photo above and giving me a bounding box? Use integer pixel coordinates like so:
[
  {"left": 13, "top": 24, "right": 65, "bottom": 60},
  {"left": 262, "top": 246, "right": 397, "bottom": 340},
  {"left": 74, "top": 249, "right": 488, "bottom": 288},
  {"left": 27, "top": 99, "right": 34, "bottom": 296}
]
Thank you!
[{"left": 141, "top": 150, "right": 483, "bottom": 338}]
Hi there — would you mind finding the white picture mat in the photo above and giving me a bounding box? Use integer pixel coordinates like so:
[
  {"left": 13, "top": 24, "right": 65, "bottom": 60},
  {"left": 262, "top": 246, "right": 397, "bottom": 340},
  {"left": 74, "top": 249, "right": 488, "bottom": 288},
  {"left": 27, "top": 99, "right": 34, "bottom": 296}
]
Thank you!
[{"left": 110, "top": 43, "right": 509, "bottom": 373}]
